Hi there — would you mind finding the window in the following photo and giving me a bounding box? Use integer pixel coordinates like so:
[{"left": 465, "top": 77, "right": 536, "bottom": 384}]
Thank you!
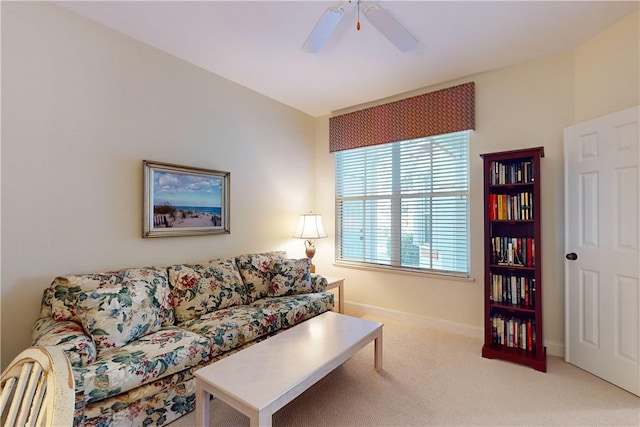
[{"left": 335, "top": 130, "right": 469, "bottom": 276}]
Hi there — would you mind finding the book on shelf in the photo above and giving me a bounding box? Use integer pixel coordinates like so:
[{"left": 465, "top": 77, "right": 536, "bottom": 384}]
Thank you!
[
  {"left": 490, "top": 273, "right": 535, "bottom": 307},
  {"left": 489, "top": 193, "right": 498, "bottom": 220},
  {"left": 490, "top": 192, "right": 533, "bottom": 221},
  {"left": 490, "top": 314, "right": 536, "bottom": 352},
  {"left": 492, "top": 237, "right": 535, "bottom": 267},
  {"left": 490, "top": 160, "right": 535, "bottom": 185}
]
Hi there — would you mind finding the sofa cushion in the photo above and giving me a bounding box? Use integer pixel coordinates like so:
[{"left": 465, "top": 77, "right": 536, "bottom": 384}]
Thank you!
[
  {"left": 76, "top": 283, "right": 164, "bottom": 352},
  {"left": 250, "top": 292, "right": 335, "bottom": 329},
  {"left": 235, "top": 251, "right": 286, "bottom": 303},
  {"left": 49, "top": 267, "right": 175, "bottom": 327},
  {"left": 168, "top": 258, "right": 247, "bottom": 323},
  {"left": 32, "top": 318, "right": 97, "bottom": 368},
  {"left": 268, "top": 258, "right": 313, "bottom": 297},
  {"left": 179, "top": 306, "right": 279, "bottom": 357},
  {"left": 76, "top": 326, "right": 210, "bottom": 404}
]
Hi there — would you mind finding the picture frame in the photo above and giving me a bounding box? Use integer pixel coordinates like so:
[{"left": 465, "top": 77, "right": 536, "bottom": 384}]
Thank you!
[{"left": 143, "top": 160, "right": 230, "bottom": 238}]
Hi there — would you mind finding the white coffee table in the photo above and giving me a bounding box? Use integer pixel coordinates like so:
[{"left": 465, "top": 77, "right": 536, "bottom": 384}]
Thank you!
[{"left": 194, "top": 311, "right": 383, "bottom": 427}]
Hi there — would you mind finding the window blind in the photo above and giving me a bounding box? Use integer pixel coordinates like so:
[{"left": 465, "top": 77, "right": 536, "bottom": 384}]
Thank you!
[{"left": 335, "top": 131, "right": 469, "bottom": 275}]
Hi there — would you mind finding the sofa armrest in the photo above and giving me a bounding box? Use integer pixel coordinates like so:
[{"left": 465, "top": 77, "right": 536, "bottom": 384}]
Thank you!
[
  {"left": 310, "top": 274, "right": 328, "bottom": 292},
  {"left": 32, "top": 317, "right": 97, "bottom": 368}
]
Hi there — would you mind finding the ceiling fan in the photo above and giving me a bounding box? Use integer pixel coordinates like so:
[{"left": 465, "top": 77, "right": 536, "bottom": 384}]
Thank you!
[{"left": 302, "top": 1, "right": 418, "bottom": 53}]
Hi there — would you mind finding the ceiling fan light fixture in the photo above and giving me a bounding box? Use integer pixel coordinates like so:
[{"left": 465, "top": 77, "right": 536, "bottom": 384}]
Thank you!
[
  {"left": 302, "top": 5, "right": 345, "bottom": 53},
  {"left": 363, "top": 4, "right": 418, "bottom": 52}
]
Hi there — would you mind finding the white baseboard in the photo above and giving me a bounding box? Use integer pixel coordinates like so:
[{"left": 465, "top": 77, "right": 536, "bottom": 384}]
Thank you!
[
  {"left": 344, "top": 301, "right": 484, "bottom": 339},
  {"left": 343, "top": 301, "right": 565, "bottom": 357},
  {"left": 545, "top": 340, "right": 565, "bottom": 358}
]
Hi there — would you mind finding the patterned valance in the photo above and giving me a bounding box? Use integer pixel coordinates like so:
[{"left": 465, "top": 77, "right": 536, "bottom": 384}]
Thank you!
[{"left": 329, "top": 82, "right": 475, "bottom": 152}]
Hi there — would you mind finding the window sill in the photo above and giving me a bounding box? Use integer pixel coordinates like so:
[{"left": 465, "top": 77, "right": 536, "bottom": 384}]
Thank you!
[{"left": 332, "top": 261, "right": 475, "bottom": 283}]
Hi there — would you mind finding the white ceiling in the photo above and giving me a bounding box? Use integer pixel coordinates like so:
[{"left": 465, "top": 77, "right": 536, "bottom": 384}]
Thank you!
[{"left": 55, "top": 1, "right": 638, "bottom": 117}]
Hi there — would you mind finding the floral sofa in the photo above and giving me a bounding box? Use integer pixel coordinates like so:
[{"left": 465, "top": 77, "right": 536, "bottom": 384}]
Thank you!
[{"left": 31, "top": 251, "right": 334, "bottom": 426}]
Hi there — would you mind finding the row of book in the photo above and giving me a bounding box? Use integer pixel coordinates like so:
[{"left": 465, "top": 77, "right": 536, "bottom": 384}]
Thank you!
[
  {"left": 491, "top": 236, "right": 535, "bottom": 267},
  {"left": 490, "top": 273, "right": 535, "bottom": 307},
  {"left": 489, "top": 159, "right": 535, "bottom": 185},
  {"left": 488, "top": 192, "right": 534, "bottom": 221},
  {"left": 490, "top": 313, "right": 537, "bottom": 351}
]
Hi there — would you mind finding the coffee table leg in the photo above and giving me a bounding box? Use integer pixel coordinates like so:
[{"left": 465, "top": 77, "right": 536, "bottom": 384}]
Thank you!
[
  {"left": 250, "top": 410, "right": 272, "bottom": 427},
  {"left": 374, "top": 327, "right": 383, "bottom": 371},
  {"left": 196, "top": 382, "right": 210, "bottom": 427}
]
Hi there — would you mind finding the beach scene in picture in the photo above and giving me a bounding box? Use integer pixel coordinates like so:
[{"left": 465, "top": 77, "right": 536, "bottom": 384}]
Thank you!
[{"left": 153, "top": 170, "right": 223, "bottom": 229}]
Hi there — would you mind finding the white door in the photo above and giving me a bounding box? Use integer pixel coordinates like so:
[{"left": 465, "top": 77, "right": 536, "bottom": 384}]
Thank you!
[{"left": 564, "top": 105, "right": 640, "bottom": 396}]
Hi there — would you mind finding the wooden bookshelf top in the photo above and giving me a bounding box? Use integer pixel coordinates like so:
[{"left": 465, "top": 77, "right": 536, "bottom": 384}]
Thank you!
[{"left": 479, "top": 146, "right": 545, "bottom": 159}]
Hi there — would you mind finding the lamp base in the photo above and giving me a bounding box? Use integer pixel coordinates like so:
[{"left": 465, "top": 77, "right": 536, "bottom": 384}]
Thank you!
[{"left": 304, "top": 240, "right": 317, "bottom": 273}]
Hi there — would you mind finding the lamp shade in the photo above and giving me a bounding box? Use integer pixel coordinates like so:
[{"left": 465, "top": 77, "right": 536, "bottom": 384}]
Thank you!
[{"left": 293, "top": 214, "right": 327, "bottom": 239}]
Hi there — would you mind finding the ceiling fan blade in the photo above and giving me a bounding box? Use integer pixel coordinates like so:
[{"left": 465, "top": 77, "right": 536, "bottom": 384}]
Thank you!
[
  {"left": 302, "top": 5, "right": 344, "bottom": 53},
  {"left": 363, "top": 4, "right": 418, "bottom": 52}
]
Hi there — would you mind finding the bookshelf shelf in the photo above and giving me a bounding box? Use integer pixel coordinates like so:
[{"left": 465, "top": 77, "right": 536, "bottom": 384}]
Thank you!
[
  {"left": 489, "top": 265, "right": 535, "bottom": 272},
  {"left": 480, "top": 147, "right": 546, "bottom": 372},
  {"left": 482, "top": 343, "right": 547, "bottom": 372},
  {"left": 490, "top": 302, "right": 537, "bottom": 315},
  {"left": 491, "top": 220, "right": 534, "bottom": 224}
]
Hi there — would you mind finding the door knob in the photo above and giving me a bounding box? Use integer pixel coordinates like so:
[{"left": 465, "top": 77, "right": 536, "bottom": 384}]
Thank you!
[{"left": 565, "top": 252, "right": 578, "bottom": 260}]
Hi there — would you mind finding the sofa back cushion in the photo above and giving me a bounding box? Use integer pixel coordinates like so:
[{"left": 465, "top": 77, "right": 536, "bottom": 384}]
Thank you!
[
  {"left": 235, "top": 251, "right": 286, "bottom": 303},
  {"left": 268, "top": 258, "right": 313, "bottom": 297},
  {"left": 168, "top": 257, "right": 247, "bottom": 323},
  {"left": 76, "top": 282, "right": 164, "bottom": 352},
  {"left": 49, "top": 267, "right": 175, "bottom": 327}
]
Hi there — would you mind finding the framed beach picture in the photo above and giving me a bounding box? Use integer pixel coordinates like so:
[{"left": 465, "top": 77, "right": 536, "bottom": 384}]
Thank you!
[{"left": 143, "top": 160, "right": 230, "bottom": 237}]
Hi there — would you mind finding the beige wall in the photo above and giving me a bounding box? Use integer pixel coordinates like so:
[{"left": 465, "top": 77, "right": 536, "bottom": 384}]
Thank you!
[
  {"left": 313, "top": 9, "right": 639, "bottom": 356},
  {"left": 0, "top": 2, "right": 316, "bottom": 368},
  {"left": 574, "top": 10, "right": 640, "bottom": 123}
]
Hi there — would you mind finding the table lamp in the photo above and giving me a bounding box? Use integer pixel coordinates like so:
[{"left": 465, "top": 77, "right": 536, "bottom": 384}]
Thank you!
[{"left": 293, "top": 213, "right": 327, "bottom": 273}]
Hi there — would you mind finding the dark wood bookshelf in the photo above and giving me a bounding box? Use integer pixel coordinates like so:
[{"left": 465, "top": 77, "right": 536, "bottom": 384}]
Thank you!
[{"left": 480, "top": 147, "right": 547, "bottom": 372}]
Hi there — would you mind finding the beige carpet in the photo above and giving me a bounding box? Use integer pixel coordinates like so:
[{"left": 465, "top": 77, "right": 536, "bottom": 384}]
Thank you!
[{"left": 172, "top": 315, "right": 640, "bottom": 427}]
